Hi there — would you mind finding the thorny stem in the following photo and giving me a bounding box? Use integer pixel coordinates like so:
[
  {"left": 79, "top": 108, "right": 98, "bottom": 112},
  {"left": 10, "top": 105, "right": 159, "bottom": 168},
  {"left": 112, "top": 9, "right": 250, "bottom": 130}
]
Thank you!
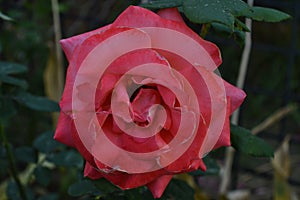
[
  {"left": 219, "top": 0, "right": 254, "bottom": 195},
  {"left": 0, "top": 124, "right": 28, "bottom": 200}
]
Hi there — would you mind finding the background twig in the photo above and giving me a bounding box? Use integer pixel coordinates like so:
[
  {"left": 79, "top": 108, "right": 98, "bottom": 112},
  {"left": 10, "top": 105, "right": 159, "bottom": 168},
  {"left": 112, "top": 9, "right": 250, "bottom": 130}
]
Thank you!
[
  {"left": 219, "top": 0, "right": 254, "bottom": 195},
  {"left": 51, "top": 0, "right": 64, "bottom": 97},
  {"left": 252, "top": 104, "right": 298, "bottom": 135}
]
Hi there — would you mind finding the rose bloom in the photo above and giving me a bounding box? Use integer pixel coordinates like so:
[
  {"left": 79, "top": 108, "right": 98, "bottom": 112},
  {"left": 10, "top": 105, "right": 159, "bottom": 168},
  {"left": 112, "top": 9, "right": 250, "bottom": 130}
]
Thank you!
[{"left": 55, "top": 6, "right": 246, "bottom": 198}]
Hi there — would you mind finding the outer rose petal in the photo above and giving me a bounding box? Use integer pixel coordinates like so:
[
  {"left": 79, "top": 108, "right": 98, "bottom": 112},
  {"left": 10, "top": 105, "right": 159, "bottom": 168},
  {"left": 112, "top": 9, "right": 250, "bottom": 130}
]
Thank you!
[
  {"left": 112, "top": 6, "right": 222, "bottom": 71},
  {"left": 54, "top": 112, "right": 75, "bottom": 147},
  {"left": 84, "top": 162, "right": 102, "bottom": 179},
  {"left": 213, "top": 97, "right": 231, "bottom": 149},
  {"left": 224, "top": 81, "right": 247, "bottom": 114},
  {"left": 146, "top": 175, "right": 173, "bottom": 198},
  {"left": 60, "top": 25, "right": 111, "bottom": 60},
  {"left": 213, "top": 83, "right": 246, "bottom": 149},
  {"left": 93, "top": 157, "right": 170, "bottom": 191},
  {"left": 157, "top": 8, "right": 185, "bottom": 23}
]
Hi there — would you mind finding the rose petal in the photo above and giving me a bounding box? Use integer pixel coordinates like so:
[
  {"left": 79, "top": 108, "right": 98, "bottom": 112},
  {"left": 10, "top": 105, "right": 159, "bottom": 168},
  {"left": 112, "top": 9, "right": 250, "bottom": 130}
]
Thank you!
[
  {"left": 224, "top": 80, "right": 247, "bottom": 114},
  {"left": 131, "top": 88, "right": 161, "bottom": 123},
  {"left": 146, "top": 175, "right": 173, "bottom": 198},
  {"left": 102, "top": 116, "right": 162, "bottom": 153},
  {"left": 95, "top": 74, "right": 119, "bottom": 110},
  {"left": 93, "top": 158, "right": 167, "bottom": 189},
  {"left": 54, "top": 112, "right": 75, "bottom": 147},
  {"left": 213, "top": 84, "right": 246, "bottom": 149},
  {"left": 70, "top": 119, "right": 95, "bottom": 165},
  {"left": 157, "top": 85, "right": 176, "bottom": 107},
  {"left": 157, "top": 8, "right": 184, "bottom": 23},
  {"left": 213, "top": 97, "right": 231, "bottom": 149},
  {"left": 84, "top": 162, "right": 103, "bottom": 179},
  {"left": 113, "top": 6, "right": 221, "bottom": 71},
  {"left": 60, "top": 25, "right": 111, "bottom": 61},
  {"left": 162, "top": 110, "right": 207, "bottom": 172}
]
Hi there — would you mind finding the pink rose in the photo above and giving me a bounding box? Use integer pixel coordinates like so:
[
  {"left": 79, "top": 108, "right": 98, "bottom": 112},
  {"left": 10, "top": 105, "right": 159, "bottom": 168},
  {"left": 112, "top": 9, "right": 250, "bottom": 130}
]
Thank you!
[{"left": 54, "top": 6, "right": 246, "bottom": 198}]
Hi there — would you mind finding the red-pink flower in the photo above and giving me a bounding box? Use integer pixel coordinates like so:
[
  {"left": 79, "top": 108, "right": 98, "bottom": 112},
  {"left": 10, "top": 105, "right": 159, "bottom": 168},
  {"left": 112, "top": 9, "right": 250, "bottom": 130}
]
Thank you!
[{"left": 54, "top": 6, "right": 246, "bottom": 198}]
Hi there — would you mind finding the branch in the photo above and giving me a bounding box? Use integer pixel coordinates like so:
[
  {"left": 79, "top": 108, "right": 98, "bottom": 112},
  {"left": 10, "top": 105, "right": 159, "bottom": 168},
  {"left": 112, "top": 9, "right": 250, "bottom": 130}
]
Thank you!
[{"left": 252, "top": 104, "right": 298, "bottom": 135}]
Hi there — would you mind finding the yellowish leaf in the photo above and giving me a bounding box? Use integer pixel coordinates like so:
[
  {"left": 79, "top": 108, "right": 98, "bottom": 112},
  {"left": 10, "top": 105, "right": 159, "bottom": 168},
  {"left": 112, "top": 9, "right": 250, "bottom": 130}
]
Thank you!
[
  {"left": 43, "top": 45, "right": 64, "bottom": 125},
  {"left": 0, "top": 181, "right": 7, "bottom": 200},
  {"left": 272, "top": 135, "right": 291, "bottom": 200}
]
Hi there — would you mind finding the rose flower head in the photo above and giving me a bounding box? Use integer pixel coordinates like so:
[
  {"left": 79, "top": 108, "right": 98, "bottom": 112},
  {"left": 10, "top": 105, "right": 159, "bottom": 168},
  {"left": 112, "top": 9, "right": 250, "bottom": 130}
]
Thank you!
[{"left": 54, "top": 6, "right": 246, "bottom": 198}]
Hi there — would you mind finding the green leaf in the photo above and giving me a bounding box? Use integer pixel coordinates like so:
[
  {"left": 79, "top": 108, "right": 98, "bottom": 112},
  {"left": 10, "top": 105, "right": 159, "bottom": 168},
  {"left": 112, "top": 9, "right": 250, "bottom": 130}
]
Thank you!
[
  {"left": 6, "top": 181, "right": 22, "bottom": 200},
  {"left": 163, "top": 179, "right": 195, "bottom": 200},
  {"left": 15, "top": 146, "right": 37, "bottom": 163},
  {"left": 183, "top": 0, "right": 251, "bottom": 29},
  {"left": 123, "top": 188, "right": 145, "bottom": 200},
  {"left": 13, "top": 91, "right": 60, "bottom": 112},
  {"left": 47, "top": 150, "right": 83, "bottom": 168},
  {"left": 235, "top": 18, "right": 250, "bottom": 32},
  {"left": 0, "top": 74, "right": 28, "bottom": 89},
  {"left": 230, "top": 124, "right": 274, "bottom": 157},
  {"left": 211, "top": 22, "right": 245, "bottom": 45},
  {"left": 33, "top": 131, "right": 63, "bottom": 153},
  {"left": 0, "top": 11, "right": 14, "bottom": 21},
  {"left": 140, "top": 0, "right": 182, "bottom": 9},
  {"left": 6, "top": 181, "right": 34, "bottom": 200},
  {"left": 68, "top": 179, "right": 122, "bottom": 198},
  {"left": 93, "top": 179, "right": 121, "bottom": 195},
  {"left": 34, "top": 166, "right": 52, "bottom": 186},
  {"left": 246, "top": 7, "right": 291, "bottom": 22},
  {"left": 189, "top": 156, "right": 219, "bottom": 176},
  {"left": 68, "top": 179, "right": 98, "bottom": 197},
  {"left": 0, "top": 62, "right": 27, "bottom": 75}
]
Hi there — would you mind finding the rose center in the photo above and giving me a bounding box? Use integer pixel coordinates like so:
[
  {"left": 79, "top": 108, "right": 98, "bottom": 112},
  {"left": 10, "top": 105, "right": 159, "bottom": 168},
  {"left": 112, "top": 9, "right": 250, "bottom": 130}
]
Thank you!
[{"left": 129, "top": 86, "right": 161, "bottom": 127}]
